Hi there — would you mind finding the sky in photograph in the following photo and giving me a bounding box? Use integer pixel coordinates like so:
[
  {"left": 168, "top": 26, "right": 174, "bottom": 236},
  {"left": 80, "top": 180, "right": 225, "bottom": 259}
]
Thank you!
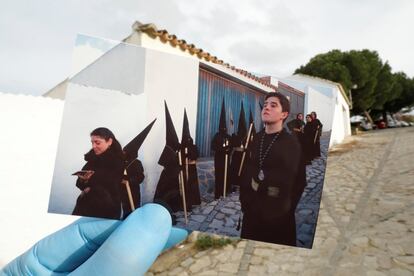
[{"left": 1, "top": 0, "right": 413, "bottom": 96}]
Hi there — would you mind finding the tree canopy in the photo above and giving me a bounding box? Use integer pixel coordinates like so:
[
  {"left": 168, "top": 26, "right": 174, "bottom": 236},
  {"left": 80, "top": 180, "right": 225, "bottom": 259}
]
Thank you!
[{"left": 295, "top": 49, "right": 414, "bottom": 115}]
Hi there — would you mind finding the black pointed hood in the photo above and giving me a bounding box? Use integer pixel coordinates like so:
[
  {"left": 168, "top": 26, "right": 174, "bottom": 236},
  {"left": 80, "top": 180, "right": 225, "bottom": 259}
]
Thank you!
[
  {"left": 218, "top": 98, "right": 227, "bottom": 134},
  {"left": 164, "top": 101, "right": 180, "bottom": 151},
  {"left": 237, "top": 101, "right": 247, "bottom": 139},
  {"left": 123, "top": 119, "right": 157, "bottom": 161},
  {"left": 181, "top": 109, "right": 193, "bottom": 147}
]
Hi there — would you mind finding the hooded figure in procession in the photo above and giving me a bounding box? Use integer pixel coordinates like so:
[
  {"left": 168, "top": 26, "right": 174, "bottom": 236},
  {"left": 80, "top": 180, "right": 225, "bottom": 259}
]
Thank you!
[
  {"left": 180, "top": 109, "right": 201, "bottom": 208},
  {"left": 229, "top": 101, "right": 247, "bottom": 189},
  {"left": 211, "top": 99, "right": 232, "bottom": 199},
  {"left": 153, "top": 102, "right": 183, "bottom": 213},
  {"left": 121, "top": 119, "right": 156, "bottom": 219}
]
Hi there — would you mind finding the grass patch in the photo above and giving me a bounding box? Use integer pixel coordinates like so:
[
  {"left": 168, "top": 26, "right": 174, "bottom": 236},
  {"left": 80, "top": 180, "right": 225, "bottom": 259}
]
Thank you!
[{"left": 195, "top": 235, "right": 236, "bottom": 251}]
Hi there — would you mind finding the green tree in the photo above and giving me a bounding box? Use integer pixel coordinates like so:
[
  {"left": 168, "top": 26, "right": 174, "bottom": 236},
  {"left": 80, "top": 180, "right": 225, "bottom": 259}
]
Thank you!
[{"left": 385, "top": 73, "right": 414, "bottom": 113}]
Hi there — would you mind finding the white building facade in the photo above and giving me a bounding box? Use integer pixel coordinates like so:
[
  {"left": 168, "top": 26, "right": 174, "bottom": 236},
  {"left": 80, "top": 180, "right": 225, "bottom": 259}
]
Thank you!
[{"left": 281, "top": 74, "right": 352, "bottom": 147}]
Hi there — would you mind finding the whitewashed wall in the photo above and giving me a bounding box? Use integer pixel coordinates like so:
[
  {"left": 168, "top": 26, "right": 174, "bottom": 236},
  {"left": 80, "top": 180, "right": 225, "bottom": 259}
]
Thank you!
[
  {"left": 0, "top": 93, "right": 77, "bottom": 266},
  {"left": 330, "top": 88, "right": 351, "bottom": 146},
  {"left": 141, "top": 48, "right": 199, "bottom": 203},
  {"left": 305, "top": 86, "right": 334, "bottom": 132}
]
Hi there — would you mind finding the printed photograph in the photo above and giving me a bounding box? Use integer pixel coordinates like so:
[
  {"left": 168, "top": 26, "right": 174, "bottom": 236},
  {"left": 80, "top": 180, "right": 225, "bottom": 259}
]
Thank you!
[{"left": 48, "top": 34, "right": 351, "bottom": 248}]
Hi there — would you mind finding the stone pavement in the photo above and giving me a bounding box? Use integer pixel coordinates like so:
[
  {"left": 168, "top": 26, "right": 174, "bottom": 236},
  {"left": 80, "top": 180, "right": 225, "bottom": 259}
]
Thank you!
[
  {"left": 147, "top": 127, "right": 414, "bottom": 275},
  {"left": 174, "top": 133, "right": 330, "bottom": 248}
]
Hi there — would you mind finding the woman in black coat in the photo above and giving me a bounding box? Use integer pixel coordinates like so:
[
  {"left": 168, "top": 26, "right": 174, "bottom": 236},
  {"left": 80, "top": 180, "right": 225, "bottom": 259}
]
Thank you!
[
  {"left": 303, "top": 114, "right": 314, "bottom": 164},
  {"left": 72, "top": 127, "right": 124, "bottom": 219}
]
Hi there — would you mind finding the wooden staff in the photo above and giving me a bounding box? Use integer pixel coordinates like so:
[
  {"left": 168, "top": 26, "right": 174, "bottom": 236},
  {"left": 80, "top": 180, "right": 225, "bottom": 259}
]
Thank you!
[
  {"left": 123, "top": 169, "right": 135, "bottom": 211},
  {"left": 314, "top": 125, "right": 320, "bottom": 144},
  {"left": 223, "top": 139, "right": 229, "bottom": 198},
  {"left": 238, "top": 123, "right": 254, "bottom": 176},
  {"left": 185, "top": 147, "right": 189, "bottom": 182},
  {"left": 177, "top": 151, "right": 188, "bottom": 224}
]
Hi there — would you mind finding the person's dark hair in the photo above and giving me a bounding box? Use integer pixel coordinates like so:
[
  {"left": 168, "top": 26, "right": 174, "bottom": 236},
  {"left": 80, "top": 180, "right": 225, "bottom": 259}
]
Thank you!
[
  {"left": 296, "top": 113, "right": 303, "bottom": 119},
  {"left": 306, "top": 114, "right": 312, "bottom": 121},
  {"left": 264, "top": 92, "right": 290, "bottom": 114},
  {"left": 90, "top": 127, "right": 123, "bottom": 158},
  {"left": 264, "top": 92, "right": 290, "bottom": 124},
  {"left": 311, "top": 111, "right": 317, "bottom": 118}
]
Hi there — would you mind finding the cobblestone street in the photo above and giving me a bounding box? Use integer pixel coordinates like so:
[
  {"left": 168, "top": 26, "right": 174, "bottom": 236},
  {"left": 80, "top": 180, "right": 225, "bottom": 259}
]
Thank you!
[
  {"left": 148, "top": 127, "right": 414, "bottom": 275},
  {"left": 174, "top": 133, "right": 330, "bottom": 249}
]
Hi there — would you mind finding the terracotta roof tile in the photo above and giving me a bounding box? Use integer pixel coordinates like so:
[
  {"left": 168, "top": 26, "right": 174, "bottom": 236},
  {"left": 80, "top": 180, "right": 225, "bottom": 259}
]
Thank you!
[{"left": 132, "top": 21, "right": 275, "bottom": 90}]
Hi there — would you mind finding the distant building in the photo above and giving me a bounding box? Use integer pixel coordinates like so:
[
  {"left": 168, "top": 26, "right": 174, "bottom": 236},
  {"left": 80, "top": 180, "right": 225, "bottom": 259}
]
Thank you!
[{"left": 281, "top": 74, "right": 352, "bottom": 146}]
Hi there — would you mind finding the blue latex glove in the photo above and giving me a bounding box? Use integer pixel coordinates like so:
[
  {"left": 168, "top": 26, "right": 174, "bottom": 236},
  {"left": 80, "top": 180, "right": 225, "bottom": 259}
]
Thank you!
[{"left": 1, "top": 204, "right": 188, "bottom": 276}]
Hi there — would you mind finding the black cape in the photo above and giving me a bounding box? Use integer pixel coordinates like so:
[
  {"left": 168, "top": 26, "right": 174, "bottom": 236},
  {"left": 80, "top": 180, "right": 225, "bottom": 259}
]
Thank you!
[
  {"left": 229, "top": 134, "right": 244, "bottom": 188},
  {"left": 239, "top": 129, "right": 305, "bottom": 246},
  {"left": 153, "top": 146, "right": 183, "bottom": 212},
  {"left": 311, "top": 119, "right": 323, "bottom": 158},
  {"left": 121, "top": 158, "right": 144, "bottom": 218},
  {"left": 181, "top": 143, "right": 201, "bottom": 207}
]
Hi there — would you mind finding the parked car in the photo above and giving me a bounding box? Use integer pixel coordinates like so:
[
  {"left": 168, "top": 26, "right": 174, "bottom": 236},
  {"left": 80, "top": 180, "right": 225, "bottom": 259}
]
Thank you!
[
  {"left": 375, "top": 120, "right": 386, "bottom": 129},
  {"left": 350, "top": 115, "right": 374, "bottom": 131}
]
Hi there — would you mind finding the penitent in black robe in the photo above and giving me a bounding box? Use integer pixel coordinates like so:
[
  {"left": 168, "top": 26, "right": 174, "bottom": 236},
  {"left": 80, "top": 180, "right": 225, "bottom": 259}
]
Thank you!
[
  {"left": 239, "top": 128, "right": 305, "bottom": 246},
  {"left": 153, "top": 146, "right": 183, "bottom": 212},
  {"left": 229, "top": 134, "right": 244, "bottom": 189},
  {"left": 181, "top": 143, "right": 201, "bottom": 208},
  {"left": 211, "top": 132, "right": 232, "bottom": 199},
  {"left": 121, "top": 158, "right": 144, "bottom": 219}
]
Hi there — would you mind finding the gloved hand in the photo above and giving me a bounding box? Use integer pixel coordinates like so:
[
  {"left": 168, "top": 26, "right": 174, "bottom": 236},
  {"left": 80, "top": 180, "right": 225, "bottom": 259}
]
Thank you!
[{"left": 1, "top": 204, "right": 188, "bottom": 276}]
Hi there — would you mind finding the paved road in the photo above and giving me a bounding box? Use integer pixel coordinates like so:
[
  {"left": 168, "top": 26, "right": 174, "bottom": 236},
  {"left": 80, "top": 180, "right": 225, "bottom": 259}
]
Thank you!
[{"left": 148, "top": 127, "right": 414, "bottom": 275}]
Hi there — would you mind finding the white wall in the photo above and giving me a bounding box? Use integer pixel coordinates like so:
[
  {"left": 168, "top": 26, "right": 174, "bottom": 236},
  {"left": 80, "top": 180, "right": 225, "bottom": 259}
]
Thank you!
[
  {"left": 330, "top": 89, "right": 352, "bottom": 146},
  {"left": 71, "top": 43, "right": 146, "bottom": 95},
  {"left": 305, "top": 86, "right": 334, "bottom": 132},
  {"left": 141, "top": 48, "right": 199, "bottom": 203},
  {"left": 0, "top": 93, "right": 77, "bottom": 266}
]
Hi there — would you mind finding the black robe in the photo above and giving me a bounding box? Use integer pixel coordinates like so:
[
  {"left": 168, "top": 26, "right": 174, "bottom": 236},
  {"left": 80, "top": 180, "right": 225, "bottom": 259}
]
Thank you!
[
  {"left": 311, "top": 119, "right": 323, "bottom": 158},
  {"left": 211, "top": 132, "right": 232, "bottom": 199},
  {"left": 181, "top": 144, "right": 201, "bottom": 207},
  {"left": 72, "top": 149, "right": 124, "bottom": 219},
  {"left": 229, "top": 134, "right": 244, "bottom": 188},
  {"left": 239, "top": 129, "right": 303, "bottom": 246},
  {"left": 303, "top": 122, "right": 315, "bottom": 163},
  {"left": 153, "top": 146, "right": 183, "bottom": 212},
  {"left": 121, "top": 158, "right": 144, "bottom": 219}
]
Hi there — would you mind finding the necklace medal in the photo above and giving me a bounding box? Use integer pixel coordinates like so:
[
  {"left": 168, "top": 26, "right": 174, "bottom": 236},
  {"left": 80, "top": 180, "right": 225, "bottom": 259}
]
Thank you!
[
  {"left": 258, "top": 131, "right": 281, "bottom": 182},
  {"left": 258, "top": 169, "right": 265, "bottom": 181}
]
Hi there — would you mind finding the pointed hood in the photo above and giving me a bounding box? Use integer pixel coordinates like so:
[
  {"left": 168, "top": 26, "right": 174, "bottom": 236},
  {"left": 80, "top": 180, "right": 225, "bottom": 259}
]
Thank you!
[
  {"left": 218, "top": 98, "right": 227, "bottom": 134},
  {"left": 164, "top": 101, "right": 180, "bottom": 151},
  {"left": 181, "top": 108, "right": 193, "bottom": 147},
  {"left": 237, "top": 101, "right": 247, "bottom": 139},
  {"left": 123, "top": 118, "right": 157, "bottom": 161},
  {"left": 249, "top": 109, "right": 257, "bottom": 134}
]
